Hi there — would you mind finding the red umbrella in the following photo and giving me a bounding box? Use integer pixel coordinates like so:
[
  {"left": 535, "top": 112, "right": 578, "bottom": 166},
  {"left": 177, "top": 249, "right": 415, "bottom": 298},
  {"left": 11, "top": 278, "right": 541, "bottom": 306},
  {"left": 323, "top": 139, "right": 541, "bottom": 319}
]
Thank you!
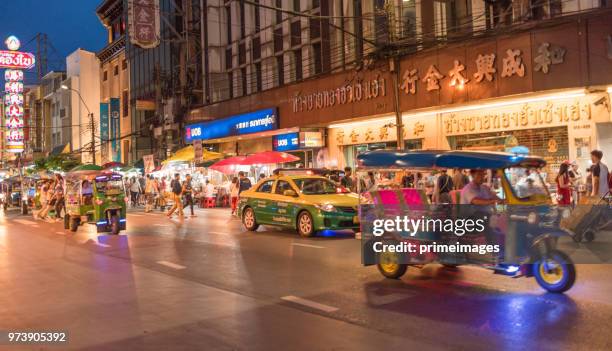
[
  {"left": 209, "top": 156, "right": 249, "bottom": 174},
  {"left": 102, "top": 161, "right": 125, "bottom": 169},
  {"left": 243, "top": 151, "right": 299, "bottom": 165}
]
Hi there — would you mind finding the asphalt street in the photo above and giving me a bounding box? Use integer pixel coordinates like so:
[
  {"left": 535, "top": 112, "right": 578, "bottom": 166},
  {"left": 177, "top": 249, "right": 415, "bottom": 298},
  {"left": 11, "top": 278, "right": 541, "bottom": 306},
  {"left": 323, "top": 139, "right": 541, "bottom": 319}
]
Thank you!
[{"left": 1, "top": 207, "right": 611, "bottom": 350}]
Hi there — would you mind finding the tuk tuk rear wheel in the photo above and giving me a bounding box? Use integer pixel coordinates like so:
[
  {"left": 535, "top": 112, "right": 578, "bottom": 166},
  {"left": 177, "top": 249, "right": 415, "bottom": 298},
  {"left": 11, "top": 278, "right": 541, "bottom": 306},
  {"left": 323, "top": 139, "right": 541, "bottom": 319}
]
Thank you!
[
  {"left": 69, "top": 218, "right": 79, "bottom": 232},
  {"left": 533, "top": 250, "right": 575, "bottom": 293},
  {"left": 21, "top": 203, "right": 28, "bottom": 215},
  {"left": 64, "top": 215, "right": 70, "bottom": 230},
  {"left": 377, "top": 251, "right": 408, "bottom": 279},
  {"left": 110, "top": 215, "right": 120, "bottom": 235}
]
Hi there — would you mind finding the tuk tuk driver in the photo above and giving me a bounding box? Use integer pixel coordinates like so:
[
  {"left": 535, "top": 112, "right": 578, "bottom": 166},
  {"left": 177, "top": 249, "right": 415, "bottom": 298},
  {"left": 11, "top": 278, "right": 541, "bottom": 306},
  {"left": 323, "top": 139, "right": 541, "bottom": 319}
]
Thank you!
[
  {"left": 82, "top": 180, "right": 93, "bottom": 205},
  {"left": 460, "top": 169, "right": 504, "bottom": 205}
]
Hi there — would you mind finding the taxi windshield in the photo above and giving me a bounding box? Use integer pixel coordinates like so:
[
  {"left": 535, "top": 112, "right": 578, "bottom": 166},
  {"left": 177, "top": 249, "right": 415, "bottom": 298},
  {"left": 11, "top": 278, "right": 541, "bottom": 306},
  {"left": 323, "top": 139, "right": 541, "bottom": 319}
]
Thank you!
[
  {"left": 504, "top": 167, "right": 548, "bottom": 198},
  {"left": 293, "top": 178, "right": 338, "bottom": 195}
]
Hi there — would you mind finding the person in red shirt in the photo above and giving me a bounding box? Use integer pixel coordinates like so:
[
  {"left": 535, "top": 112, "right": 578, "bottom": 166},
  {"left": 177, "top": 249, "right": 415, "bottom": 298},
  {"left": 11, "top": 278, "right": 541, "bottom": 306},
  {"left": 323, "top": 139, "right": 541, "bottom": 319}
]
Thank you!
[{"left": 556, "top": 161, "right": 572, "bottom": 205}]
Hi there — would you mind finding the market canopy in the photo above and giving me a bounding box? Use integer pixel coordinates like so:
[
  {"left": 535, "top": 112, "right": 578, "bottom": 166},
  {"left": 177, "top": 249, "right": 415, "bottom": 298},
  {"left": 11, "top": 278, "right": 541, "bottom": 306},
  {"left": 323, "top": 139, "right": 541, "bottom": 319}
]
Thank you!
[
  {"left": 243, "top": 151, "right": 299, "bottom": 165},
  {"left": 161, "top": 145, "right": 223, "bottom": 165}
]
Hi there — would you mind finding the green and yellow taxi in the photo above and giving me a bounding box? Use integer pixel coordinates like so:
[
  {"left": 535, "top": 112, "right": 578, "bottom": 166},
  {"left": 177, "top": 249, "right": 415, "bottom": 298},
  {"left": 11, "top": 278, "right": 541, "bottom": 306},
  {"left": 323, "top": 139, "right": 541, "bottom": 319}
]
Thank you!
[{"left": 238, "top": 175, "right": 359, "bottom": 237}]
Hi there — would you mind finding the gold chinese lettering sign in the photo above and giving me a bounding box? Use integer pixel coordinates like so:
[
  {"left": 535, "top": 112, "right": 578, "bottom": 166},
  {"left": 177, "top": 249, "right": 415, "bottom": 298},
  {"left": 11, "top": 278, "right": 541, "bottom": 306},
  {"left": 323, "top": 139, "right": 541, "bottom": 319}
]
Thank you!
[
  {"left": 443, "top": 99, "right": 591, "bottom": 136},
  {"left": 291, "top": 75, "right": 387, "bottom": 113}
]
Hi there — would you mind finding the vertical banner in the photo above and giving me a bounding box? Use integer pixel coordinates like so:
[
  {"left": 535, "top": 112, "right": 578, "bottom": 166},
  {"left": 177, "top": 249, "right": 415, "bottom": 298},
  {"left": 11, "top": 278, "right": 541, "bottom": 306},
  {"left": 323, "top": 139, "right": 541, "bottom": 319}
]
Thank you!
[
  {"left": 128, "top": 0, "right": 160, "bottom": 49},
  {"left": 143, "top": 154, "right": 155, "bottom": 174},
  {"left": 110, "top": 98, "right": 121, "bottom": 162},
  {"left": 193, "top": 139, "right": 203, "bottom": 163},
  {"left": 100, "top": 102, "right": 109, "bottom": 161}
]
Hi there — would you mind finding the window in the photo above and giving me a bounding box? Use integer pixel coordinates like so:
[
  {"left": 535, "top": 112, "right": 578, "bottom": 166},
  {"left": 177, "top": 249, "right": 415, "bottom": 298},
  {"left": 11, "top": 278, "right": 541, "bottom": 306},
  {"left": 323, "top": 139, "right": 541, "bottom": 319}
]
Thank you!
[
  {"left": 228, "top": 71, "right": 234, "bottom": 98},
  {"left": 240, "top": 0, "right": 246, "bottom": 38},
  {"left": 252, "top": 37, "right": 261, "bottom": 60},
  {"left": 275, "top": 180, "right": 294, "bottom": 195},
  {"left": 312, "top": 43, "right": 322, "bottom": 75},
  {"left": 255, "top": 62, "right": 262, "bottom": 92},
  {"left": 114, "top": 65, "right": 119, "bottom": 76},
  {"left": 254, "top": 0, "right": 261, "bottom": 32},
  {"left": 274, "top": 27, "right": 283, "bottom": 52},
  {"left": 60, "top": 108, "right": 66, "bottom": 118},
  {"left": 275, "top": 0, "right": 282, "bottom": 24},
  {"left": 241, "top": 67, "right": 247, "bottom": 96},
  {"left": 401, "top": 0, "right": 417, "bottom": 39},
  {"left": 225, "top": 48, "right": 233, "bottom": 70},
  {"left": 122, "top": 59, "right": 128, "bottom": 70},
  {"left": 293, "top": 0, "right": 300, "bottom": 11},
  {"left": 290, "top": 21, "right": 301, "bottom": 47},
  {"left": 257, "top": 180, "right": 275, "bottom": 193},
  {"left": 226, "top": 5, "right": 232, "bottom": 43},
  {"left": 313, "top": 0, "right": 320, "bottom": 8},
  {"left": 103, "top": 71, "right": 108, "bottom": 81},
  {"left": 294, "top": 49, "right": 302, "bottom": 81},
  {"left": 122, "top": 90, "right": 129, "bottom": 117},
  {"left": 239, "top": 43, "right": 246, "bottom": 65},
  {"left": 309, "top": 17, "right": 321, "bottom": 39},
  {"left": 276, "top": 55, "right": 284, "bottom": 86}
]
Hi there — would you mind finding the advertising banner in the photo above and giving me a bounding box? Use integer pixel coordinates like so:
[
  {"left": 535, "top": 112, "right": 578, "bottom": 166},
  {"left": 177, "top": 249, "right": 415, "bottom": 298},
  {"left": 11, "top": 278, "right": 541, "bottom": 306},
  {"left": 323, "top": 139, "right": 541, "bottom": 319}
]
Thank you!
[
  {"left": 110, "top": 98, "right": 121, "bottom": 162},
  {"left": 193, "top": 139, "right": 203, "bottom": 163},
  {"left": 143, "top": 154, "right": 155, "bottom": 174},
  {"left": 100, "top": 103, "right": 110, "bottom": 160},
  {"left": 185, "top": 108, "right": 278, "bottom": 143},
  {"left": 273, "top": 132, "right": 299, "bottom": 152}
]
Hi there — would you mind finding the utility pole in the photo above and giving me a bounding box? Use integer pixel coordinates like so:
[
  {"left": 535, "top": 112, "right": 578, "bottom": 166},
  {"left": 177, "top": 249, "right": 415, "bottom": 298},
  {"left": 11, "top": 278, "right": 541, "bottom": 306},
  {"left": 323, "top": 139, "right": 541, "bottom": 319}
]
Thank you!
[
  {"left": 390, "top": 57, "right": 404, "bottom": 150},
  {"left": 89, "top": 112, "right": 96, "bottom": 165}
]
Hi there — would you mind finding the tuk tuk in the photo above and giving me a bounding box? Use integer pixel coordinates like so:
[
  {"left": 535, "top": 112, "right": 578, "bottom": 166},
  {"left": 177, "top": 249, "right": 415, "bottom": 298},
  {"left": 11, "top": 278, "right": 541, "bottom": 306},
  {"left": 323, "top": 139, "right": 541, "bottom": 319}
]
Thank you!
[
  {"left": 357, "top": 150, "right": 576, "bottom": 293},
  {"left": 64, "top": 171, "right": 127, "bottom": 234}
]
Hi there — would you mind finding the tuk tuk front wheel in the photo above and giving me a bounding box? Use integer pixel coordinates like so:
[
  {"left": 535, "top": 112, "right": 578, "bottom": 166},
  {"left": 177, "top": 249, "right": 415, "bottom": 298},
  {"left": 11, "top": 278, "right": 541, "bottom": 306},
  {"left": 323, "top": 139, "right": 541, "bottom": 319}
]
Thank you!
[
  {"left": 377, "top": 251, "right": 408, "bottom": 279},
  {"left": 21, "top": 203, "right": 28, "bottom": 215},
  {"left": 64, "top": 215, "right": 70, "bottom": 230},
  {"left": 110, "top": 215, "right": 120, "bottom": 235},
  {"left": 533, "top": 250, "right": 576, "bottom": 293}
]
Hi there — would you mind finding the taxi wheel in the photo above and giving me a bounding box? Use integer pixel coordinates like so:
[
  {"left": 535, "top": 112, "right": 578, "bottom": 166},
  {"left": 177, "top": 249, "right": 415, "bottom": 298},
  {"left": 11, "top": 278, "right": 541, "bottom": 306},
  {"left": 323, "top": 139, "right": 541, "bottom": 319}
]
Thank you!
[
  {"left": 242, "top": 207, "right": 259, "bottom": 231},
  {"left": 533, "top": 250, "right": 576, "bottom": 293},
  {"left": 377, "top": 251, "right": 407, "bottom": 279},
  {"left": 297, "top": 211, "right": 315, "bottom": 237}
]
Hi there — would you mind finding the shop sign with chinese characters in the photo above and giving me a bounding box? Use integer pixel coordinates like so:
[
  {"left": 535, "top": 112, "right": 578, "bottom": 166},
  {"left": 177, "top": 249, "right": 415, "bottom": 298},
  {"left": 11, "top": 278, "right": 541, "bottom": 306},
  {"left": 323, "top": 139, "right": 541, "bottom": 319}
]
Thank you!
[
  {"left": 442, "top": 98, "right": 591, "bottom": 136},
  {"left": 128, "top": 0, "right": 160, "bottom": 49},
  {"left": 291, "top": 74, "right": 387, "bottom": 113},
  {"left": 400, "top": 42, "right": 565, "bottom": 96},
  {"left": 1, "top": 37, "right": 33, "bottom": 153},
  {"left": 333, "top": 119, "right": 428, "bottom": 146}
]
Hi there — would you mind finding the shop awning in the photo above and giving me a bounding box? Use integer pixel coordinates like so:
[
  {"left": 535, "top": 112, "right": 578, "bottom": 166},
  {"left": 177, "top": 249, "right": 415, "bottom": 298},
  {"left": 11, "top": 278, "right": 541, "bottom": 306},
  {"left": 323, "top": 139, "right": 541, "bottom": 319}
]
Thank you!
[
  {"left": 49, "top": 143, "right": 70, "bottom": 156},
  {"left": 162, "top": 145, "right": 223, "bottom": 165}
]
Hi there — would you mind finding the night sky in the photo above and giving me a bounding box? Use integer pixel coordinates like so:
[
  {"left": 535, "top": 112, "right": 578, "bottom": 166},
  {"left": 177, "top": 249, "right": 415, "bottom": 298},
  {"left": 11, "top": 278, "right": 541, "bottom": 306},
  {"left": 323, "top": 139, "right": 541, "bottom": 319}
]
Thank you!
[{"left": 0, "top": 0, "right": 107, "bottom": 84}]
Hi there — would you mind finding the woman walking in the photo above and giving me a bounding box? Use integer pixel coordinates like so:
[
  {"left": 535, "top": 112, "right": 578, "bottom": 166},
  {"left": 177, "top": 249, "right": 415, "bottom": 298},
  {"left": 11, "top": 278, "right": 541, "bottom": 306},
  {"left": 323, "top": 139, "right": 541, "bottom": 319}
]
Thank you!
[
  {"left": 556, "top": 162, "right": 572, "bottom": 205},
  {"left": 229, "top": 176, "right": 239, "bottom": 215}
]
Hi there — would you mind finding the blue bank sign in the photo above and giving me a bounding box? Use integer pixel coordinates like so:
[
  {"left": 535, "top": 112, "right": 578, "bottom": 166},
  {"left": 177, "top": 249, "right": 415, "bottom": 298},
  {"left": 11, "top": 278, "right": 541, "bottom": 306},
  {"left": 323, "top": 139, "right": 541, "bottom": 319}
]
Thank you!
[
  {"left": 273, "top": 132, "right": 299, "bottom": 151},
  {"left": 185, "top": 108, "right": 278, "bottom": 143}
]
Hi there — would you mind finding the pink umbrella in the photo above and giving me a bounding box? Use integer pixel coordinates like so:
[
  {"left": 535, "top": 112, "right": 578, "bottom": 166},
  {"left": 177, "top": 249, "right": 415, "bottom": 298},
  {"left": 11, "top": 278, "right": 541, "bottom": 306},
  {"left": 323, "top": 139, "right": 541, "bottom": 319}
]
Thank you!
[{"left": 243, "top": 151, "right": 299, "bottom": 165}]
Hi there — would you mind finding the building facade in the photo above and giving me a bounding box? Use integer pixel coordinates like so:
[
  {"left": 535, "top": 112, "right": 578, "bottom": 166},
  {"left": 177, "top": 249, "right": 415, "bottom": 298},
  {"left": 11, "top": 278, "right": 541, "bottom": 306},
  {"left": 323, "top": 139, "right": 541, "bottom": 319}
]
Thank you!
[
  {"left": 97, "top": 0, "right": 132, "bottom": 164},
  {"left": 186, "top": 1, "right": 612, "bottom": 179}
]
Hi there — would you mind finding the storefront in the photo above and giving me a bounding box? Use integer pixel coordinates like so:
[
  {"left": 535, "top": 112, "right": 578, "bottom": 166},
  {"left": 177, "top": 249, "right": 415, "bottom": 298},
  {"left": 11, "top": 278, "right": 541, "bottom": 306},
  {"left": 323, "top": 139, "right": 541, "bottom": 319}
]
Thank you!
[{"left": 272, "top": 130, "right": 325, "bottom": 168}]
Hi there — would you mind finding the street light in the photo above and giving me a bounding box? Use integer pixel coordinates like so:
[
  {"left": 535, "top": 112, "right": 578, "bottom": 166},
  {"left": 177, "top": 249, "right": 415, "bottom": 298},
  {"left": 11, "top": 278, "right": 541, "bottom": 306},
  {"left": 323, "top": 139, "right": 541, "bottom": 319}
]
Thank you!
[{"left": 61, "top": 84, "right": 97, "bottom": 165}]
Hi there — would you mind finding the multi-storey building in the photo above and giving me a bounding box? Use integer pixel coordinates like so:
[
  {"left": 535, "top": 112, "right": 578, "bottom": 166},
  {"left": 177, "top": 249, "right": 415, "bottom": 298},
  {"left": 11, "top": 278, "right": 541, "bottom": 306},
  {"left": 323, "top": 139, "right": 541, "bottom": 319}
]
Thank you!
[
  {"left": 40, "top": 71, "right": 71, "bottom": 155},
  {"left": 97, "top": 0, "right": 132, "bottom": 165},
  {"left": 186, "top": 1, "right": 612, "bottom": 179}
]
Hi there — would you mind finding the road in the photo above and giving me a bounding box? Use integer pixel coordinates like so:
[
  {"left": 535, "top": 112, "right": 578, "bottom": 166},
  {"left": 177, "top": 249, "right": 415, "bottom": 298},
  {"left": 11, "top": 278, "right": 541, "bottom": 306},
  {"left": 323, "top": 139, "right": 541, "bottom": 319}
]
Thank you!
[{"left": 1, "top": 207, "right": 611, "bottom": 350}]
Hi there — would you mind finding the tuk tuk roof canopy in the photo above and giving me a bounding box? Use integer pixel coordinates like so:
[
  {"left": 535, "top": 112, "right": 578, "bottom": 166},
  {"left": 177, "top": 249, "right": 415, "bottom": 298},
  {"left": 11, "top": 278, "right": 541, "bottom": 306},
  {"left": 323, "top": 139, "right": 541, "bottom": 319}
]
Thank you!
[
  {"left": 162, "top": 145, "right": 223, "bottom": 165},
  {"left": 356, "top": 150, "right": 546, "bottom": 170}
]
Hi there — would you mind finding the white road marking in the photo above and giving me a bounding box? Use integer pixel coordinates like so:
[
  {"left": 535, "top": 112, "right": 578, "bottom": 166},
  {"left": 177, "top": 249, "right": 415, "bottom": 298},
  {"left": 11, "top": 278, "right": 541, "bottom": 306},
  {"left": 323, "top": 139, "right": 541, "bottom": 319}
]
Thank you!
[
  {"left": 154, "top": 224, "right": 170, "bottom": 227},
  {"left": 281, "top": 296, "right": 339, "bottom": 313},
  {"left": 291, "top": 243, "right": 325, "bottom": 249},
  {"left": 157, "top": 260, "right": 186, "bottom": 270},
  {"left": 95, "top": 242, "right": 111, "bottom": 248},
  {"left": 55, "top": 231, "right": 66, "bottom": 236},
  {"left": 208, "top": 231, "right": 230, "bottom": 235}
]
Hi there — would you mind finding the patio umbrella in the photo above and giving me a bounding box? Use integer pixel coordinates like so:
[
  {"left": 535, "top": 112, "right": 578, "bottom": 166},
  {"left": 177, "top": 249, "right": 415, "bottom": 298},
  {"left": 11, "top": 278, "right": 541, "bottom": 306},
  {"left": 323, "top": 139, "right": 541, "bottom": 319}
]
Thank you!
[
  {"left": 209, "top": 156, "right": 249, "bottom": 174},
  {"left": 161, "top": 145, "right": 223, "bottom": 165},
  {"left": 66, "top": 164, "right": 104, "bottom": 177},
  {"left": 243, "top": 151, "right": 299, "bottom": 165}
]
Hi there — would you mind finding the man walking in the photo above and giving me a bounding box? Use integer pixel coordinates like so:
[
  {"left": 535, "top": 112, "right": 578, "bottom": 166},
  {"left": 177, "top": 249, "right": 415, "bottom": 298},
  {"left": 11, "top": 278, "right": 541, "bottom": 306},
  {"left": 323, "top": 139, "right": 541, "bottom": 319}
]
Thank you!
[
  {"left": 167, "top": 173, "right": 184, "bottom": 218},
  {"left": 238, "top": 171, "right": 252, "bottom": 194},
  {"left": 182, "top": 174, "right": 196, "bottom": 217},
  {"left": 340, "top": 167, "right": 356, "bottom": 192},
  {"left": 590, "top": 150, "right": 609, "bottom": 198}
]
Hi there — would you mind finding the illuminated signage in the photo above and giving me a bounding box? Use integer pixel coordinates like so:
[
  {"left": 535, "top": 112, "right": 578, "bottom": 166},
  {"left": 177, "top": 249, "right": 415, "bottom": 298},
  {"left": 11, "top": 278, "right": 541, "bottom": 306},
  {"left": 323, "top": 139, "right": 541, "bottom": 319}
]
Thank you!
[
  {"left": 2, "top": 36, "right": 32, "bottom": 153},
  {"left": 300, "top": 131, "right": 324, "bottom": 148},
  {"left": 273, "top": 133, "right": 299, "bottom": 151},
  {"left": 185, "top": 108, "right": 278, "bottom": 142}
]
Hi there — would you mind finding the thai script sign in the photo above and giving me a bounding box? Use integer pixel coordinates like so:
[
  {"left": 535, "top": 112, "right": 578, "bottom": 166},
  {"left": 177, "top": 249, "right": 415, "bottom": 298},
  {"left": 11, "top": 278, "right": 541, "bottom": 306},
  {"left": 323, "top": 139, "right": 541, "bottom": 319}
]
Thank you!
[
  {"left": 185, "top": 108, "right": 278, "bottom": 143},
  {"left": 443, "top": 99, "right": 591, "bottom": 136},
  {"left": 291, "top": 75, "right": 387, "bottom": 113},
  {"left": 0, "top": 50, "right": 35, "bottom": 69}
]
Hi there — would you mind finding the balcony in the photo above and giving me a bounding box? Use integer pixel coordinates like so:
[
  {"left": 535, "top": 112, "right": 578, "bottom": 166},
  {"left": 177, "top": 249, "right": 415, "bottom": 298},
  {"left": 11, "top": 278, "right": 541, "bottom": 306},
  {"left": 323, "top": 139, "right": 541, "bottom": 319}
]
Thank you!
[{"left": 97, "top": 36, "right": 125, "bottom": 63}]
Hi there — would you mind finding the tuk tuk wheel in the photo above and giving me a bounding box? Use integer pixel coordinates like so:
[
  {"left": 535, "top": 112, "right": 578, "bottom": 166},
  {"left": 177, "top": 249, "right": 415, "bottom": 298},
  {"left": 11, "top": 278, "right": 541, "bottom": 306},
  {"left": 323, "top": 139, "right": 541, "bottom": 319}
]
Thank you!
[
  {"left": 533, "top": 250, "right": 575, "bottom": 293},
  {"left": 377, "top": 251, "right": 408, "bottom": 279},
  {"left": 583, "top": 230, "right": 595, "bottom": 243},
  {"left": 69, "top": 218, "right": 79, "bottom": 232},
  {"left": 64, "top": 215, "right": 70, "bottom": 230},
  {"left": 110, "top": 215, "right": 120, "bottom": 235},
  {"left": 21, "top": 203, "right": 28, "bottom": 215}
]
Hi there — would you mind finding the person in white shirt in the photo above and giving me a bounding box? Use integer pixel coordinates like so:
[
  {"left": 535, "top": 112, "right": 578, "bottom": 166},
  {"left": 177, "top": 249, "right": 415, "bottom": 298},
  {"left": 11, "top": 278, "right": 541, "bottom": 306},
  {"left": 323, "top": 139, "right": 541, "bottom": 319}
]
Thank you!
[
  {"left": 460, "top": 169, "right": 504, "bottom": 205},
  {"left": 205, "top": 180, "right": 215, "bottom": 200}
]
